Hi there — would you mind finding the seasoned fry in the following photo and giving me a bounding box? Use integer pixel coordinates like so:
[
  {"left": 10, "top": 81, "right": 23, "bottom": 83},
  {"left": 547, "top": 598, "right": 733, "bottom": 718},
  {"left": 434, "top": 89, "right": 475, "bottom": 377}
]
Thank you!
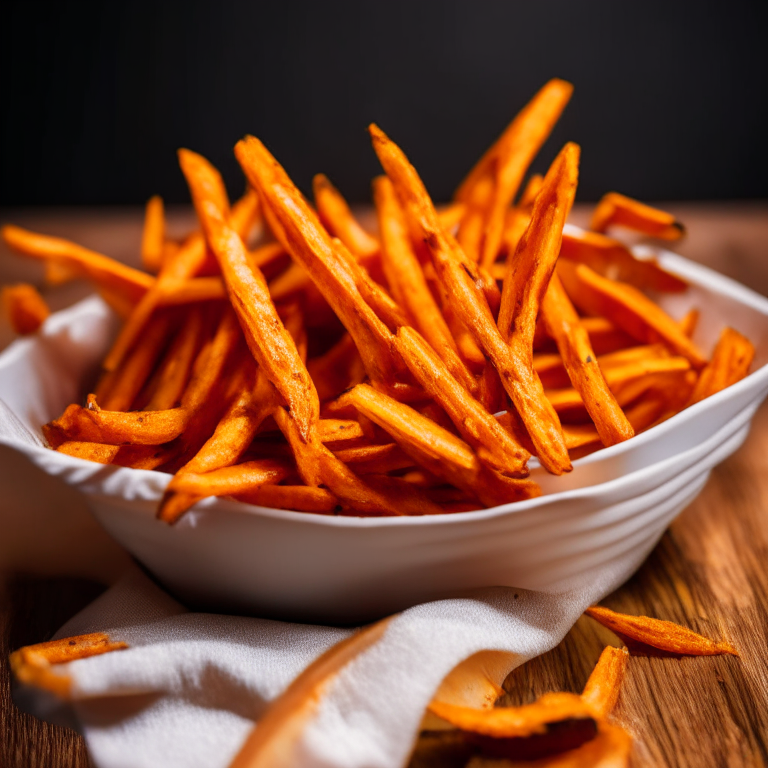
[
  {"left": 481, "top": 79, "right": 574, "bottom": 267},
  {"left": 369, "top": 124, "right": 571, "bottom": 475},
  {"left": 338, "top": 384, "right": 539, "bottom": 507},
  {"left": 2, "top": 283, "right": 50, "bottom": 335},
  {"left": 233, "top": 484, "right": 339, "bottom": 514},
  {"left": 10, "top": 632, "right": 128, "bottom": 699},
  {"left": 313, "top": 173, "right": 379, "bottom": 260},
  {"left": 2, "top": 224, "right": 154, "bottom": 304},
  {"left": 689, "top": 327, "right": 754, "bottom": 404},
  {"left": 591, "top": 192, "right": 685, "bottom": 240},
  {"left": 560, "top": 228, "right": 687, "bottom": 292},
  {"left": 580, "top": 646, "right": 629, "bottom": 718},
  {"left": 558, "top": 262, "right": 707, "bottom": 368},
  {"left": 585, "top": 606, "right": 738, "bottom": 656},
  {"left": 373, "top": 175, "right": 477, "bottom": 391},
  {"left": 180, "top": 148, "right": 319, "bottom": 443},
  {"left": 235, "top": 135, "right": 405, "bottom": 389},
  {"left": 141, "top": 195, "right": 166, "bottom": 273},
  {"left": 394, "top": 326, "right": 530, "bottom": 476},
  {"left": 541, "top": 272, "right": 634, "bottom": 446}
]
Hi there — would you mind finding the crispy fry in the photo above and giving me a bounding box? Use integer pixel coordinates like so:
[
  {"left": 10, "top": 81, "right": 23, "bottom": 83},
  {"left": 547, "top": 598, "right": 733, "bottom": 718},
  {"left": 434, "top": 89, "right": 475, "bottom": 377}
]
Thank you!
[
  {"left": 373, "top": 175, "right": 477, "bottom": 391},
  {"left": 580, "top": 646, "right": 629, "bottom": 718},
  {"left": 456, "top": 173, "right": 494, "bottom": 263},
  {"left": 338, "top": 384, "right": 539, "bottom": 506},
  {"left": 167, "top": 459, "right": 292, "bottom": 498},
  {"left": 10, "top": 633, "right": 128, "bottom": 699},
  {"left": 235, "top": 135, "right": 405, "bottom": 389},
  {"left": 541, "top": 272, "right": 634, "bottom": 446},
  {"left": 580, "top": 317, "right": 638, "bottom": 355},
  {"left": 2, "top": 283, "right": 50, "bottom": 335},
  {"left": 585, "top": 606, "right": 738, "bottom": 656},
  {"left": 141, "top": 195, "right": 166, "bottom": 273},
  {"left": 316, "top": 418, "right": 365, "bottom": 444},
  {"left": 2, "top": 224, "right": 154, "bottom": 303},
  {"left": 689, "top": 326, "right": 755, "bottom": 404},
  {"left": 518, "top": 174, "right": 545, "bottom": 210},
  {"left": 56, "top": 441, "right": 171, "bottom": 469},
  {"left": 332, "top": 442, "right": 414, "bottom": 474},
  {"left": 313, "top": 173, "right": 379, "bottom": 260},
  {"left": 146, "top": 307, "right": 206, "bottom": 410},
  {"left": 558, "top": 262, "right": 707, "bottom": 368},
  {"left": 560, "top": 228, "right": 687, "bottom": 292},
  {"left": 395, "top": 326, "right": 530, "bottom": 476},
  {"left": 481, "top": 79, "right": 574, "bottom": 268},
  {"left": 369, "top": 124, "right": 570, "bottom": 474},
  {"left": 591, "top": 192, "right": 685, "bottom": 240},
  {"left": 99, "top": 312, "right": 174, "bottom": 411},
  {"left": 233, "top": 484, "right": 339, "bottom": 514},
  {"left": 180, "top": 148, "right": 320, "bottom": 443}
]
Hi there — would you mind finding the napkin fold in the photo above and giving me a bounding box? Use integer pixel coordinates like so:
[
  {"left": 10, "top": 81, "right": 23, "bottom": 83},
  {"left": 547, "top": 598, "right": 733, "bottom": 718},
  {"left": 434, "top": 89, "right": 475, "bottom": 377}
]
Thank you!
[{"left": 14, "top": 559, "right": 639, "bottom": 768}]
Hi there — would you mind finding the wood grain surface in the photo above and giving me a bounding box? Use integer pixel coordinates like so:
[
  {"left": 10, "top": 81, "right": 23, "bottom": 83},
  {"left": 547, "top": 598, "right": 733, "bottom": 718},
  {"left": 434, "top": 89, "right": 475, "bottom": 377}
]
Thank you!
[{"left": 1, "top": 203, "right": 767, "bottom": 767}]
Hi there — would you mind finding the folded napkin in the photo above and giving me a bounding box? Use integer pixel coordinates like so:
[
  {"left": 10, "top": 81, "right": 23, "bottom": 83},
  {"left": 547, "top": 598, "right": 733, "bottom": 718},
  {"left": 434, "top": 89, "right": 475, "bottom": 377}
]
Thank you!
[{"left": 13, "top": 558, "right": 642, "bottom": 768}]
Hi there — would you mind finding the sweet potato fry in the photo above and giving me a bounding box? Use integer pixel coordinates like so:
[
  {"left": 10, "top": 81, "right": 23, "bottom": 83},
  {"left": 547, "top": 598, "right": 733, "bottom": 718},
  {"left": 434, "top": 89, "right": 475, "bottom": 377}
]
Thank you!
[
  {"left": 373, "top": 175, "right": 477, "bottom": 391},
  {"left": 316, "top": 419, "right": 365, "bottom": 444},
  {"left": 141, "top": 195, "right": 166, "bottom": 273},
  {"left": 158, "top": 276, "right": 228, "bottom": 305},
  {"left": 167, "top": 459, "right": 292, "bottom": 498},
  {"left": 56, "top": 441, "right": 172, "bottom": 470},
  {"left": 98, "top": 312, "right": 174, "bottom": 412},
  {"left": 2, "top": 283, "right": 50, "bottom": 335},
  {"left": 338, "top": 384, "right": 539, "bottom": 506},
  {"left": 518, "top": 173, "right": 545, "bottom": 210},
  {"left": 232, "top": 484, "right": 339, "bottom": 514},
  {"left": 103, "top": 186, "right": 258, "bottom": 372},
  {"left": 146, "top": 307, "right": 207, "bottom": 410},
  {"left": 10, "top": 632, "right": 128, "bottom": 699},
  {"left": 2, "top": 224, "right": 154, "bottom": 304},
  {"left": 585, "top": 606, "right": 738, "bottom": 656},
  {"left": 558, "top": 262, "right": 706, "bottom": 368},
  {"left": 307, "top": 333, "right": 365, "bottom": 402},
  {"left": 180, "top": 148, "right": 320, "bottom": 443},
  {"left": 369, "top": 124, "right": 570, "bottom": 475},
  {"left": 313, "top": 173, "right": 379, "bottom": 260},
  {"left": 332, "top": 442, "right": 414, "bottom": 474},
  {"left": 273, "top": 404, "right": 438, "bottom": 515},
  {"left": 235, "top": 135, "right": 405, "bottom": 389},
  {"left": 689, "top": 326, "right": 755, "bottom": 404},
  {"left": 560, "top": 228, "right": 687, "bottom": 292},
  {"left": 456, "top": 173, "right": 494, "bottom": 263},
  {"left": 579, "top": 317, "right": 638, "bottom": 355},
  {"left": 481, "top": 79, "right": 574, "bottom": 267},
  {"left": 541, "top": 272, "right": 634, "bottom": 446},
  {"left": 679, "top": 308, "right": 699, "bottom": 338},
  {"left": 590, "top": 192, "right": 685, "bottom": 241},
  {"left": 580, "top": 646, "right": 629, "bottom": 718},
  {"left": 394, "top": 326, "right": 530, "bottom": 476}
]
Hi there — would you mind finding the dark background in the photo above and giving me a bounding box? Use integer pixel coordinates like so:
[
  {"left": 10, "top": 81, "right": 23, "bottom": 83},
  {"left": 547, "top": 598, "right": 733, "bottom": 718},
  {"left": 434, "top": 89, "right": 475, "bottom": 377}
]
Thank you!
[{"left": 2, "top": 1, "right": 767, "bottom": 206}]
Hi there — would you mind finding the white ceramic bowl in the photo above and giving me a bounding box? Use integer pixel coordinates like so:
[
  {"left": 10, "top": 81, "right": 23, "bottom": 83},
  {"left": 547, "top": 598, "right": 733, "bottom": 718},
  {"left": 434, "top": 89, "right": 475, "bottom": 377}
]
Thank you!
[{"left": 1, "top": 249, "right": 768, "bottom": 623}]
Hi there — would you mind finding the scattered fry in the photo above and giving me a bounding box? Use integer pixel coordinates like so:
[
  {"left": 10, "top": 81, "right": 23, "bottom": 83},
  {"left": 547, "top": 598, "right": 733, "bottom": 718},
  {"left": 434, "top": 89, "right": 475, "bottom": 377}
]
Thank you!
[{"left": 591, "top": 192, "right": 685, "bottom": 240}]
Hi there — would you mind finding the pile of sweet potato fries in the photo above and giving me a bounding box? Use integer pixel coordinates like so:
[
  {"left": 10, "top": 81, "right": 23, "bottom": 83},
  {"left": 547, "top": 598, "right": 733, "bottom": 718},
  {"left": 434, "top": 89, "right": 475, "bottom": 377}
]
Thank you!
[{"left": 1, "top": 79, "right": 755, "bottom": 522}]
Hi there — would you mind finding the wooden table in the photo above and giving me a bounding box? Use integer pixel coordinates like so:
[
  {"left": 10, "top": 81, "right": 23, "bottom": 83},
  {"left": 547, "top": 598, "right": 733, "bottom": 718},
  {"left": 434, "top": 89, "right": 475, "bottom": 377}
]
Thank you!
[{"left": 1, "top": 203, "right": 767, "bottom": 767}]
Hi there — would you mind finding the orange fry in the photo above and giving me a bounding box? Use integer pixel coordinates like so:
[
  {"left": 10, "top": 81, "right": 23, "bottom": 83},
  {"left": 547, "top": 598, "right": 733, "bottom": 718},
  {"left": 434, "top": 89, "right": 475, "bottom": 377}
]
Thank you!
[
  {"left": 585, "top": 606, "right": 738, "bottom": 656},
  {"left": 56, "top": 441, "right": 171, "bottom": 470},
  {"left": 10, "top": 632, "right": 128, "bottom": 699},
  {"left": 560, "top": 228, "right": 687, "bottom": 292},
  {"left": 103, "top": 187, "right": 258, "bottom": 372},
  {"left": 580, "top": 646, "right": 629, "bottom": 718},
  {"left": 579, "top": 317, "right": 637, "bottom": 355},
  {"left": 373, "top": 175, "right": 477, "bottom": 391},
  {"left": 2, "top": 224, "right": 153, "bottom": 304},
  {"left": 2, "top": 283, "right": 50, "bottom": 335},
  {"left": 394, "top": 326, "right": 530, "bottom": 477},
  {"left": 481, "top": 79, "right": 574, "bottom": 267},
  {"left": 180, "top": 148, "right": 319, "bottom": 443},
  {"left": 338, "top": 384, "right": 539, "bottom": 507},
  {"left": 141, "top": 195, "right": 166, "bottom": 273},
  {"left": 167, "top": 459, "right": 292, "bottom": 498},
  {"left": 590, "top": 192, "right": 685, "bottom": 240},
  {"left": 558, "top": 262, "right": 707, "bottom": 368},
  {"left": 369, "top": 123, "right": 570, "bottom": 475},
  {"left": 232, "top": 484, "right": 339, "bottom": 514},
  {"left": 313, "top": 173, "right": 379, "bottom": 260},
  {"left": 307, "top": 333, "right": 365, "bottom": 402},
  {"left": 689, "top": 326, "right": 755, "bottom": 404},
  {"left": 235, "top": 135, "right": 405, "bottom": 389},
  {"left": 146, "top": 307, "right": 207, "bottom": 410},
  {"left": 541, "top": 272, "right": 634, "bottom": 446}
]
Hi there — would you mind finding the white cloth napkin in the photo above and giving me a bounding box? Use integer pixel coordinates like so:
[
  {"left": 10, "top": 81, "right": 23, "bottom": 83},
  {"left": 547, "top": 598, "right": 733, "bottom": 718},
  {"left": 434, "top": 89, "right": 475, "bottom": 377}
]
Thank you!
[
  {"left": 15, "top": 561, "right": 637, "bottom": 768},
  {"left": 0, "top": 296, "right": 646, "bottom": 767}
]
